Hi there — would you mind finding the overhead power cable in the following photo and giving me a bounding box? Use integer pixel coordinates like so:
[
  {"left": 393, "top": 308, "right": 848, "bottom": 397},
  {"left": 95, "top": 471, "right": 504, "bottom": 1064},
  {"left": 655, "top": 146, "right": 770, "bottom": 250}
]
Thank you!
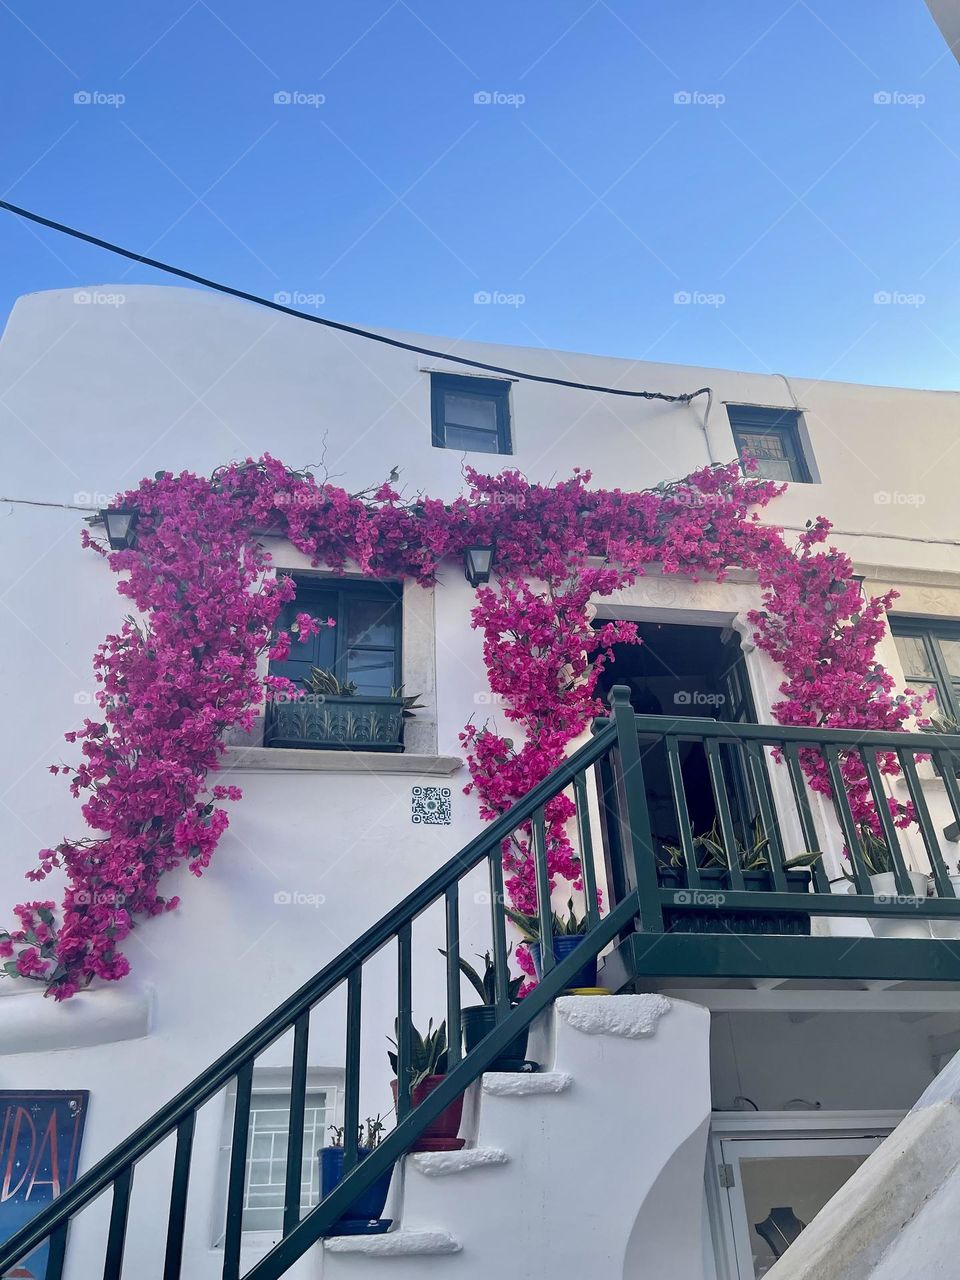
[{"left": 0, "top": 199, "right": 710, "bottom": 405}]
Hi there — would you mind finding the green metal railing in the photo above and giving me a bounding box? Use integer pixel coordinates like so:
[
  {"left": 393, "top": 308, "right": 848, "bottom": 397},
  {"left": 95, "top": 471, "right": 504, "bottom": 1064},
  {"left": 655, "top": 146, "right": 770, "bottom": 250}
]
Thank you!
[
  {"left": 598, "top": 688, "right": 960, "bottom": 934},
  {"left": 0, "top": 711, "right": 627, "bottom": 1280},
  {"left": 6, "top": 687, "right": 960, "bottom": 1280}
]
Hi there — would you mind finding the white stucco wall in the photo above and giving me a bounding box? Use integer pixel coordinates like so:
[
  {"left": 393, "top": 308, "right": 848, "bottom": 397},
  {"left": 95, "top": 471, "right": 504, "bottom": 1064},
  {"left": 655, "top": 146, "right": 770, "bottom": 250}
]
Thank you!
[{"left": 3, "top": 285, "right": 960, "bottom": 1277}]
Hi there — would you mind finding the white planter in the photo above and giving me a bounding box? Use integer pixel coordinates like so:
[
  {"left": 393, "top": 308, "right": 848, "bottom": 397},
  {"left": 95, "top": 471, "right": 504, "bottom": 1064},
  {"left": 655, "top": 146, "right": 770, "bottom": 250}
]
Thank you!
[
  {"left": 932, "top": 874, "right": 960, "bottom": 940},
  {"left": 869, "top": 872, "right": 932, "bottom": 939}
]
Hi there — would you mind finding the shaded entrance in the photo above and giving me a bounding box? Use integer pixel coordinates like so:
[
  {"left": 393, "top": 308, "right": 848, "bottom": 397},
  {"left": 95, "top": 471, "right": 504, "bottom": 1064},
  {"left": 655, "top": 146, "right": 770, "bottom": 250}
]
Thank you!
[{"left": 594, "top": 620, "right": 760, "bottom": 855}]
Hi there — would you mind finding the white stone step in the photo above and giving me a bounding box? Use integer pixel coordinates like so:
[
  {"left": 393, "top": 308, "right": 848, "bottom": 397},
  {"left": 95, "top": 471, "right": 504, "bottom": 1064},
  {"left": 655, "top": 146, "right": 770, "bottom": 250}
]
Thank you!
[
  {"left": 409, "top": 1147, "right": 509, "bottom": 1176},
  {"left": 324, "top": 1229, "right": 461, "bottom": 1256},
  {"left": 481, "top": 1070, "right": 572, "bottom": 1096}
]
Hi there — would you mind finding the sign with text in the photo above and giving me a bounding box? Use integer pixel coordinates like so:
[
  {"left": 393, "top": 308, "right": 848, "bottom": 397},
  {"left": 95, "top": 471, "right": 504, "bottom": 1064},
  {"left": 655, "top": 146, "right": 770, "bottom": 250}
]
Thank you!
[{"left": 0, "top": 1092, "right": 88, "bottom": 1280}]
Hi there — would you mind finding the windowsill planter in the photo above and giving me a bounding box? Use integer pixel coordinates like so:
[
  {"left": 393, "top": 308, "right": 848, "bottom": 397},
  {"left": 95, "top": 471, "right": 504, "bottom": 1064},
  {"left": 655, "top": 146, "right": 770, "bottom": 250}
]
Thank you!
[
  {"left": 657, "top": 865, "right": 813, "bottom": 935},
  {"left": 264, "top": 695, "right": 405, "bottom": 753}
]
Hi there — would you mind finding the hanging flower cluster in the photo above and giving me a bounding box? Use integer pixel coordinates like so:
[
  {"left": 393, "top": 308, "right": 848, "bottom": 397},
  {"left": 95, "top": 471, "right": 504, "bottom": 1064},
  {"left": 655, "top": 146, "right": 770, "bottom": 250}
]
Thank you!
[{"left": 0, "top": 457, "right": 924, "bottom": 998}]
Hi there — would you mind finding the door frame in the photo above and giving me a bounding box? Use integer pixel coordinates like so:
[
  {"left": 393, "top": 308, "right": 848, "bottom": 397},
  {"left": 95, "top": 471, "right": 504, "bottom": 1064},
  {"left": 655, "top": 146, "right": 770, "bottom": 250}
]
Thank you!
[{"left": 705, "top": 1111, "right": 903, "bottom": 1280}]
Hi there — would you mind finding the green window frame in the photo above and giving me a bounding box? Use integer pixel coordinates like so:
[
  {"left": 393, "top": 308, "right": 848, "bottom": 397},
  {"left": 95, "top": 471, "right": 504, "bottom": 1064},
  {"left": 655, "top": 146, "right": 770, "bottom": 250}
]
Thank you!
[
  {"left": 268, "top": 577, "right": 402, "bottom": 698},
  {"left": 431, "top": 372, "right": 512, "bottom": 454},
  {"left": 891, "top": 618, "right": 960, "bottom": 727},
  {"left": 727, "top": 404, "right": 813, "bottom": 483}
]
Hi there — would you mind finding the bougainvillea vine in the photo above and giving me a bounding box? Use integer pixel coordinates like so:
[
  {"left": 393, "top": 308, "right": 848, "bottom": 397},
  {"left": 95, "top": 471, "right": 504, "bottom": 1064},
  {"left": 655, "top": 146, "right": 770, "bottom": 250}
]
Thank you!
[{"left": 0, "top": 457, "right": 927, "bottom": 998}]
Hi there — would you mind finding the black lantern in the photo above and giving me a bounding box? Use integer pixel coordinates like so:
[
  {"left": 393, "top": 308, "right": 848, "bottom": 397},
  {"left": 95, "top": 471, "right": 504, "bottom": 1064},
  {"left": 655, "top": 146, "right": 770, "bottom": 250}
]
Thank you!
[
  {"left": 464, "top": 545, "right": 495, "bottom": 588},
  {"left": 101, "top": 508, "right": 139, "bottom": 551}
]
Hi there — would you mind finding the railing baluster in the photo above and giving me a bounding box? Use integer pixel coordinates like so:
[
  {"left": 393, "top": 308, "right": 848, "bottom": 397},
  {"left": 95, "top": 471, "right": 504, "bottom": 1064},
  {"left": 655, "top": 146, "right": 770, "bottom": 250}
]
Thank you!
[
  {"left": 934, "top": 750, "right": 960, "bottom": 833},
  {"left": 783, "top": 743, "right": 829, "bottom": 893},
  {"left": 343, "top": 971, "right": 362, "bottom": 1173},
  {"left": 488, "top": 847, "right": 510, "bottom": 1023},
  {"left": 573, "top": 772, "right": 601, "bottom": 929},
  {"left": 705, "top": 738, "right": 745, "bottom": 891},
  {"left": 163, "top": 1113, "right": 196, "bottom": 1280},
  {"left": 444, "top": 886, "right": 462, "bottom": 1064},
  {"left": 102, "top": 1165, "right": 132, "bottom": 1280},
  {"left": 899, "top": 750, "right": 955, "bottom": 897},
  {"left": 744, "top": 742, "right": 788, "bottom": 892},
  {"left": 665, "top": 734, "right": 700, "bottom": 890},
  {"left": 608, "top": 687, "right": 663, "bottom": 933},
  {"left": 860, "top": 748, "right": 915, "bottom": 897},
  {"left": 222, "top": 1061, "right": 253, "bottom": 1280},
  {"left": 395, "top": 924, "right": 413, "bottom": 1122},
  {"left": 46, "top": 1222, "right": 68, "bottom": 1280},
  {"left": 532, "top": 806, "right": 555, "bottom": 976},
  {"left": 822, "top": 745, "right": 872, "bottom": 893},
  {"left": 282, "top": 1013, "right": 310, "bottom": 1237}
]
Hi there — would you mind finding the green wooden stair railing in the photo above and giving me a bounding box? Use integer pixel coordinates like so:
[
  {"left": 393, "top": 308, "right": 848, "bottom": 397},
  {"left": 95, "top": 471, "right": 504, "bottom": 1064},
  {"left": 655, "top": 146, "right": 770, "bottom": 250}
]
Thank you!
[{"left": 0, "top": 708, "right": 628, "bottom": 1280}]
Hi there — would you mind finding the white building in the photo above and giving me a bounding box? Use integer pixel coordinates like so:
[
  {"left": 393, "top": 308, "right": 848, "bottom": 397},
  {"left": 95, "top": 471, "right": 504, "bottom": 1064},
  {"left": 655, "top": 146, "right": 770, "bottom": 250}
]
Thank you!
[{"left": 2, "top": 284, "right": 960, "bottom": 1280}]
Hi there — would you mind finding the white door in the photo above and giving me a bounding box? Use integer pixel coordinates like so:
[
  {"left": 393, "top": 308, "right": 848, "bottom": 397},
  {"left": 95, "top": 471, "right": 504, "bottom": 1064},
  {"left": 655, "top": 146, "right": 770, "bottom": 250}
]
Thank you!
[{"left": 716, "top": 1136, "right": 881, "bottom": 1278}]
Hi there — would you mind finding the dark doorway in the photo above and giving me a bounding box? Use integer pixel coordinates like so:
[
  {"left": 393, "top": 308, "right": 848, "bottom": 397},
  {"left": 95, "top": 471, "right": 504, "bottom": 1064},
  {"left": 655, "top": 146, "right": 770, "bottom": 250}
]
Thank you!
[{"left": 594, "top": 620, "right": 760, "bottom": 855}]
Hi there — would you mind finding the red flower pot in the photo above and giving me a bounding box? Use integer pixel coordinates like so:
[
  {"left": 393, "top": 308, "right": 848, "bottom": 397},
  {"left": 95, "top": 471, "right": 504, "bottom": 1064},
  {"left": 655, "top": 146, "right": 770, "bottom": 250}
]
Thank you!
[{"left": 391, "top": 1074, "right": 465, "bottom": 1152}]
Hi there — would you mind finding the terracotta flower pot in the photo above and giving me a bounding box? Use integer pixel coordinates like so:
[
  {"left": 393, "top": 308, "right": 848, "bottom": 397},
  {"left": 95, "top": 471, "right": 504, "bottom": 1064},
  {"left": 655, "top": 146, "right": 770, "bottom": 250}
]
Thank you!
[{"left": 391, "top": 1074, "right": 465, "bottom": 1152}]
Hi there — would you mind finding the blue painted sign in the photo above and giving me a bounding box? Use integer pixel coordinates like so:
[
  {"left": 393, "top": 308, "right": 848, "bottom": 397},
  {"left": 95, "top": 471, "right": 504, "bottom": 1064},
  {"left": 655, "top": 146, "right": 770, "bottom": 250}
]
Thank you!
[{"left": 0, "top": 1092, "right": 88, "bottom": 1280}]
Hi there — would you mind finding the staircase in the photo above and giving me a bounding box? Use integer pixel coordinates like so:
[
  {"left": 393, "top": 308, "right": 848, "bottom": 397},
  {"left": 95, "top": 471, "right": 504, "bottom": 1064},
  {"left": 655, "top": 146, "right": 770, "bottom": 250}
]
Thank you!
[{"left": 0, "top": 702, "right": 638, "bottom": 1280}]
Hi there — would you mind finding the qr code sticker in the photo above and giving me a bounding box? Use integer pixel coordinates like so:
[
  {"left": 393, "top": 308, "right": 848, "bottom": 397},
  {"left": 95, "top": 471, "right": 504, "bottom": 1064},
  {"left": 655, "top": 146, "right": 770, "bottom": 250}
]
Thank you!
[{"left": 411, "top": 785, "right": 452, "bottom": 825}]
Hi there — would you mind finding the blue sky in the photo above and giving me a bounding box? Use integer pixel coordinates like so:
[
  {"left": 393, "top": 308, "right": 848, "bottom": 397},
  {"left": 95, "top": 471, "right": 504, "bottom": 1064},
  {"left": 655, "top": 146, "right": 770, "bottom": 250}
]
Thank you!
[{"left": 1, "top": 1, "right": 959, "bottom": 388}]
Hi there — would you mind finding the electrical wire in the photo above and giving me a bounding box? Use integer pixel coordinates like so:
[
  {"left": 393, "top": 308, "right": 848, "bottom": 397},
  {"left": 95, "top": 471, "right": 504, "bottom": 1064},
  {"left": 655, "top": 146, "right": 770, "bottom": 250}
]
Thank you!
[{"left": 0, "top": 199, "right": 710, "bottom": 405}]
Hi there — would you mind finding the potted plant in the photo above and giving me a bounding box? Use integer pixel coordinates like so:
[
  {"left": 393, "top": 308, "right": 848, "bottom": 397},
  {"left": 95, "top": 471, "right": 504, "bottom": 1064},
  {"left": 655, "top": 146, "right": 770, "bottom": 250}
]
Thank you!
[
  {"left": 318, "top": 1116, "right": 394, "bottom": 1236},
  {"left": 657, "top": 819, "right": 821, "bottom": 935},
  {"left": 506, "top": 899, "right": 599, "bottom": 990},
  {"left": 388, "top": 1019, "right": 464, "bottom": 1152},
  {"left": 851, "top": 824, "right": 931, "bottom": 940},
  {"left": 441, "top": 949, "right": 531, "bottom": 1068},
  {"left": 264, "top": 667, "right": 424, "bottom": 753}
]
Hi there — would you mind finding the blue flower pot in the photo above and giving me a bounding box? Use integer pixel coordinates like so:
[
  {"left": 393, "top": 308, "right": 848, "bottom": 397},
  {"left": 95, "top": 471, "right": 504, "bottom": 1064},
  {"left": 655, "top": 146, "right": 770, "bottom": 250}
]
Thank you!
[
  {"left": 530, "top": 936, "right": 597, "bottom": 990},
  {"left": 319, "top": 1146, "right": 394, "bottom": 1235}
]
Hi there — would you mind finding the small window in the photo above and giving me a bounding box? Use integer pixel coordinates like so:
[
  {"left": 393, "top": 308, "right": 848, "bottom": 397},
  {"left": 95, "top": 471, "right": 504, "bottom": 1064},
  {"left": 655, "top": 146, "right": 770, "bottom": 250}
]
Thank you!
[
  {"left": 727, "top": 405, "right": 812, "bottom": 483},
  {"left": 241, "top": 1089, "right": 330, "bottom": 1232},
  {"left": 891, "top": 619, "right": 960, "bottom": 725},
  {"left": 269, "top": 578, "right": 402, "bottom": 697},
  {"left": 431, "top": 373, "right": 512, "bottom": 454}
]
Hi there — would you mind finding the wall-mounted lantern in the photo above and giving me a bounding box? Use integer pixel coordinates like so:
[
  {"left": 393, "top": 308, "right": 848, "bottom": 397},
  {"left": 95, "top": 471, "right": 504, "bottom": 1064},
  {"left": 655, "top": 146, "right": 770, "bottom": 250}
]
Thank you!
[
  {"left": 463, "top": 545, "right": 495, "bottom": 589},
  {"left": 101, "top": 508, "right": 139, "bottom": 551}
]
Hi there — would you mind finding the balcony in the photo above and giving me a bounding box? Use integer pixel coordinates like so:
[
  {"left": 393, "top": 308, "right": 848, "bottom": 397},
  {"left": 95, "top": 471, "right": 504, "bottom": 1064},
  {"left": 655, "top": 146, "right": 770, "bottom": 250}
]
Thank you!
[{"left": 595, "top": 688, "right": 960, "bottom": 990}]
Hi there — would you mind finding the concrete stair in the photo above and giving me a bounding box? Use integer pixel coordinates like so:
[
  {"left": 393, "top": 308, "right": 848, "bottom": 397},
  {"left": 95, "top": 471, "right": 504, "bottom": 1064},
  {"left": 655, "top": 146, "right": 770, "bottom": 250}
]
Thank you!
[{"left": 319, "top": 994, "right": 711, "bottom": 1279}]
